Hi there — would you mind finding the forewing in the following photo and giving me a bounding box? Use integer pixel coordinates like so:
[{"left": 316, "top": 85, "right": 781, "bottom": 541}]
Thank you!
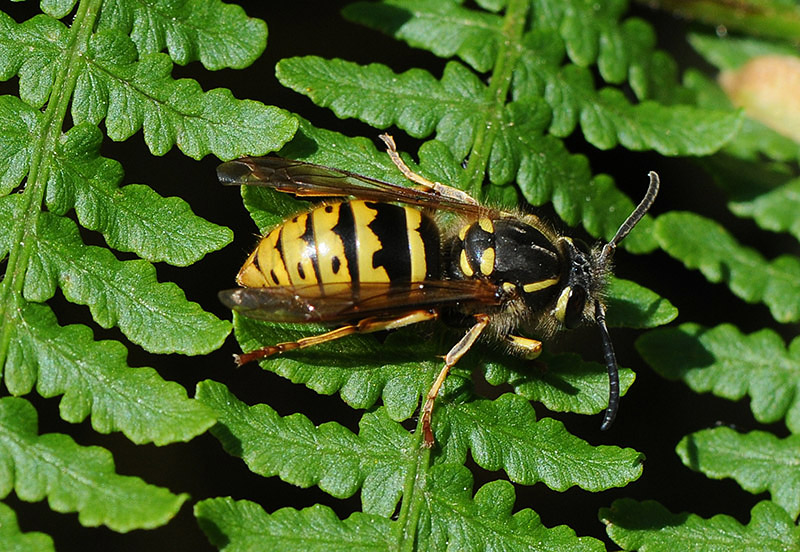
[
  {"left": 218, "top": 156, "right": 483, "bottom": 215},
  {"left": 219, "top": 280, "right": 502, "bottom": 324}
]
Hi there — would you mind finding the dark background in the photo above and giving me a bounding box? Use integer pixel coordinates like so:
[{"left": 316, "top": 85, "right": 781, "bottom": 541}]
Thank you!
[{"left": 2, "top": 1, "right": 794, "bottom": 550}]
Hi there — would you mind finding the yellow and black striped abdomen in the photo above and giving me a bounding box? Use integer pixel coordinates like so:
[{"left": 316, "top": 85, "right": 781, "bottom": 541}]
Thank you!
[{"left": 237, "top": 200, "right": 441, "bottom": 289}]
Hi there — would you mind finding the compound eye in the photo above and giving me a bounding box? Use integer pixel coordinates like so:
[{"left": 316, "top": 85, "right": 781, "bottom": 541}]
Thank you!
[{"left": 564, "top": 286, "right": 587, "bottom": 329}]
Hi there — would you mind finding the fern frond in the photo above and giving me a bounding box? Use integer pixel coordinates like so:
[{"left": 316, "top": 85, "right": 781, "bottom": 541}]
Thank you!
[{"left": 637, "top": 323, "right": 800, "bottom": 431}]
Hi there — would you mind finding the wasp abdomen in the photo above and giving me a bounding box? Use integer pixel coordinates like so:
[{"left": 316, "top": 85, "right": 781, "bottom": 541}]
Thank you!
[{"left": 237, "top": 200, "right": 441, "bottom": 290}]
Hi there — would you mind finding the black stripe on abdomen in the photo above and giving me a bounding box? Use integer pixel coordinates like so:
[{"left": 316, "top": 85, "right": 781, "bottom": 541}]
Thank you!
[
  {"left": 332, "top": 202, "right": 359, "bottom": 290},
  {"left": 368, "top": 202, "right": 411, "bottom": 283},
  {"left": 301, "top": 212, "right": 321, "bottom": 286},
  {"left": 418, "top": 212, "right": 440, "bottom": 280}
]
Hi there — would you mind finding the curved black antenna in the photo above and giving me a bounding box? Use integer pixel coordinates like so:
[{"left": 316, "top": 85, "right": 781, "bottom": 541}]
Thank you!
[
  {"left": 596, "top": 301, "right": 619, "bottom": 430},
  {"left": 600, "top": 171, "right": 660, "bottom": 265},
  {"left": 596, "top": 171, "right": 660, "bottom": 431}
]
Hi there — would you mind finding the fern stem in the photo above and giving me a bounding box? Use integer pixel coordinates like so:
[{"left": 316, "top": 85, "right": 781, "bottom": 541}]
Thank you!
[
  {"left": 464, "top": 0, "right": 529, "bottom": 200},
  {"left": 391, "top": 6, "right": 531, "bottom": 542},
  {"left": 0, "top": 0, "right": 102, "bottom": 364},
  {"left": 393, "top": 410, "right": 430, "bottom": 551}
]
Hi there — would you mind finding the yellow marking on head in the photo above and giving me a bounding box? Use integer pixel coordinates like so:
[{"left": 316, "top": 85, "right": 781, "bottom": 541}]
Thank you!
[
  {"left": 312, "top": 203, "right": 350, "bottom": 284},
  {"left": 480, "top": 247, "right": 495, "bottom": 275},
  {"left": 404, "top": 207, "right": 427, "bottom": 282},
  {"left": 351, "top": 201, "right": 390, "bottom": 283},
  {"left": 522, "top": 278, "right": 560, "bottom": 293},
  {"left": 459, "top": 249, "right": 474, "bottom": 277},
  {"left": 553, "top": 286, "right": 572, "bottom": 323},
  {"left": 458, "top": 224, "right": 469, "bottom": 241},
  {"left": 281, "top": 213, "right": 318, "bottom": 285},
  {"left": 478, "top": 217, "right": 494, "bottom": 233}
]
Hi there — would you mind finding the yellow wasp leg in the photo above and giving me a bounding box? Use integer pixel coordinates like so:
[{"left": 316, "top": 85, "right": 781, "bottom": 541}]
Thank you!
[
  {"left": 505, "top": 335, "right": 543, "bottom": 360},
  {"left": 379, "top": 134, "right": 479, "bottom": 205},
  {"left": 421, "top": 313, "right": 491, "bottom": 448},
  {"left": 234, "top": 310, "right": 439, "bottom": 366}
]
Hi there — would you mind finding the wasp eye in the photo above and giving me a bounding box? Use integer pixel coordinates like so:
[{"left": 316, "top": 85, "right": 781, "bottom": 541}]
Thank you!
[{"left": 564, "top": 285, "right": 587, "bottom": 329}]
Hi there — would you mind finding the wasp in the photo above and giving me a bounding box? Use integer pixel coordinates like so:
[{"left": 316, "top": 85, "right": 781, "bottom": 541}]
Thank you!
[{"left": 219, "top": 135, "right": 659, "bottom": 447}]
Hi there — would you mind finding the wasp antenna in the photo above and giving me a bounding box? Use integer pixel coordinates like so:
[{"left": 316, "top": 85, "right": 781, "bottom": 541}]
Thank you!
[
  {"left": 595, "top": 302, "right": 619, "bottom": 431},
  {"left": 594, "top": 172, "right": 657, "bottom": 429},
  {"left": 601, "top": 171, "right": 660, "bottom": 262}
]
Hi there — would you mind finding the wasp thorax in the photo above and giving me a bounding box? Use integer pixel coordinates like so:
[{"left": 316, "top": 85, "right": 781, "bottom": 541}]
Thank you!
[{"left": 451, "top": 216, "right": 567, "bottom": 311}]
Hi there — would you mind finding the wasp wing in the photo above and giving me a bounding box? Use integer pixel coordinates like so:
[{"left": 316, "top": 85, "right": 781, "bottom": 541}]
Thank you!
[
  {"left": 218, "top": 156, "right": 484, "bottom": 215},
  {"left": 219, "top": 280, "right": 502, "bottom": 324}
]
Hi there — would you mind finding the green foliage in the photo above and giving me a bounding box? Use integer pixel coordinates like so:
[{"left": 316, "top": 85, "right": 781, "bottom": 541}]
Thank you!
[
  {"left": 639, "top": 0, "right": 800, "bottom": 43},
  {"left": 483, "top": 351, "right": 635, "bottom": 416},
  {"left": 0, "top": 501, "right": 54, "bottom": 552},
  {"left": 198, "top": 486, "right": 605, "bottom": 552},
  {"left": 274, "top": 48, "right": 730, "bottom": 252},
  {"left": 3, "top": 0, "right": 797, "bottom": 549},
  {"left": 197, "top": 379, "right": 627, "bottom": 549},
  {"left": 604, "top": 277, "right": 679, "bottom": 328},
  {"left": 7, "top": 203, "right": 229, "bottom": 354},
  {"left": 7, "top": 302, "right": 216, "bottom": 444},
  {"left": 198, "top": 380, "right": 412, "bottom": 517},
  {"left": 233, "top": 314, "right": 434, "bottom": 420},
  {"left": 93, "top": 0, "right": 268, "bottom": 70},
  {"left": 611, "top": 11, "right": 800, "bottom": 546},
  {"left": 196, "top": 498, "right": 395, "bottom": 552},
  {"left": 275, "top": 111, "right": 662, "bottom": 255},
  {"left": 72, "top": 32, "right": 294, "bottom": 159},
  {"left": 196, "top": 381, "right": 616, "bottom": 550},
  {"left": 688, "top": 33, "right": 798, "bottom": 72},
  {"left": 199, "top": 381, "right": 642, "bottom": 501},
  {"left": 341, "top": 0, "right": 741, "bottom": 155},
  {"left": 637, "top": 323, "right": 800, "bottom": 431},
  {"left": 676, "top": 427, "right": 800, "bottom": 519},
  {"left": 728, "top": 176, "right": 800, "bottom": 242},
  {"left": 0, "top": 0, "right": 294, "bottom": 544},
  {"left": 654, "top": 211, "right": 800, "bottom": 323},
  {"left": 343, "top": 0, "right": 504, "bottom": 73},
  {"left": 36, "top": 0, "right": 267, "bottom": 69},
  {"left": 0, "top": 397, "right": 187, "bottom": 531},
  {"left": 434, "top": 394, "right": 643, "bottom": 489},
  {"left": 414, "top": 467, "right": 604, "bottom": 552},
  {"left": 601, "top": 500, "right": 800, "bottom": 551},
  {"left": 0, "top": 10, "right": 294, "bottom": 159},
  {"left": 48, "top": 123, "right": 232, "bottom": 266}
]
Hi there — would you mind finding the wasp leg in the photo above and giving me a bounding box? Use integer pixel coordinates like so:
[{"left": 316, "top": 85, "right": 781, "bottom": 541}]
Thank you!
[
  {"left": 505, "top": 335, "right": 543, "bottom": 360},
  {"left": 421, "top": 313, "right": 491, "bottom": 448},
  {"left": 379, "top": 134, "right": 479, "bottom": 205},
  {"left": 235, "top": 310, "right": 439, "bottom": 366}
]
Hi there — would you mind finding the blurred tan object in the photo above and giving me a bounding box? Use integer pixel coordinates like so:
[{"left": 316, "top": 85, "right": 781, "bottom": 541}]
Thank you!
[{"left": 719, "top": 55, "right": 800, "bottom": 142}]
